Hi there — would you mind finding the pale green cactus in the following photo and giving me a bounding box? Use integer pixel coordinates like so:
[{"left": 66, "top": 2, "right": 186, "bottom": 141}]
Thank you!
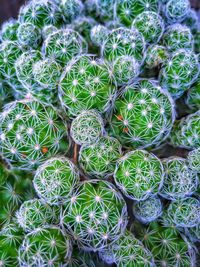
[
  {"left": 133, "top": 196, "right": 163, "bottom": 224},
  {"left": 159, "top": 49, "right": 199, "bottom": 98},
  {"left": 42, "top": 24, "right": 58, "bottom": 40},
  {"left": 187, "top": 148, "right": 200, "bottom": 173},
  {"left": 182, "top": 9, "right": 199, "bottom": 34},
  {"left": 59, "top": 55, "right": 116, "bottom": 117},
  {"left": 18, "top": 226, "right": 72, "bottom": 266},
  {"left": 0, "top": 162, "right": 8, "bottom": 186},
  {"left": 186, "top": 78, "right": 200, "bottom": 111},
  {"left": 79, "top": 136, "right": 122, "bottom": 179},
  {"left": 160, "top": 157, "right": 199, "bottom": 200},
  {"left": 85, "top": 0, "right": 116, "bottom": 21},
  {"left": 70, "top": 110, "right": 104, "bottom": 145},
  {"left": 60, "top": 0, "right": 84, "bottom": 23},
  {"left": 17, "top": 22, "right": 42, "bottom": 49},
  {"left": 144, "top": 45, "right": 168, "bottom": 69},
  {"left": 164, "top": 0, "right": 190, "bottom": 23},
  {"left": 0, "top": 81, "right": 14, "bottom": 111},
  {"left": 101, "top": 27, "right": 146, "bottom": 64},
  {"left": 90, "top": 25, "right": 109, "bottom": 46},
  {"left": 61, "top": 180, "right": 128, "bottom": 251},
  {"left": 1, "top": 19, "right": 19, "bottom": 41},
  {"left": 184, "top": 223, "right": 200, "bottom": 243},
  {"left": 33, "top": 157, "right": 80, "bottom": 205},
  {"left": 0, "top": 99, "right": 69, "bottom": 170},
  {"left": 170, "top": 110, "right": 200, "bottom": 149},
  {"left": 109, "top": 79, "right": 175, "bottom": 149},
  {"left": 114, "top": 150, "right": 164, "bottom": 201},
  {"left": 162, "top": 24, "right": 194, "bottom": 52}
]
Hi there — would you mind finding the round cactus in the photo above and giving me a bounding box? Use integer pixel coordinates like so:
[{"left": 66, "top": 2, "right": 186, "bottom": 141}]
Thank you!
[
  {"left": 116, "top": 0, "right": 160, "bottom": 27},
  {"left": 70, "top": 110, "right": 104, "bottom": 145},
  {"left": 33, "top": 157, "right": 80, "bottom": 205},
  {"left": 18, "top": 0, "right": 62, "bottom": 28},
  {"left": 0, "top": 81, "right": 14, "bottom": 111},
  {"left": 159, "top": 49, "right": 199, "bottom": 98},
  {"left": 0, "top": 162, "right": 8, "bottom": 186},
  {"left": 1, "top": 19, "right": 19, "bottom": 41},
  {"left": 18, "top": 226, "right": 72, "bottom": 266},
  {"left": 186, "top": 78, "right": 200, "bottom": 111},
  {"left": 166, "top": 197, "right": 200, "bottom": 228},
  {"left": 135, "top": 221, "right": 196, "bottom": 267},
  {"left": 85, "top": 0, "right": 116, "bottom": 21},
  {"left": 0, "top": 99, "right": 69, "bottom": 170},
  {"left": 132, "top": 11, "right": 164, "bottom": 44},
  {"left": 144, "top": 45, "right": 168, "bottom": 69},
  {"left": 170, "top": 110, "right": 200, "bottom": 149},
  {"left": 59, "top": 55, "right": 116, "bottom": 117},
  {"left": 187, "top": 148, "right": 200, "bottom": 173},
  {"left": 182, "top": 9, "right": 199, "bottom": 34},
  {"left": 60, "top": 0, "right": 84, "bottom": 23},
  {"left": 112, "top": 56, "right": 140, "bottom": 86},
  {"left": 164, "top": 0, "right": 190, "bottom": 23},
  {"left": 160, "top": 157, "right": 199, "bottom": 200},
  {"left": 16, "top": 199, "right": 55, "bottom": 232},
  {"left": 162, "top": 24, "right": 194, "bottom": 52},
  {"left": 79, "top": 136, "right": 122, "bottom": 179},
  {"left": 114, "top": 150, "right": 164, "bottom": 201},
  {"left": 90, "top": 25, "right": 109, "bottom": 46},
  {"left": 43, "top": 29, "right": 87, "bottom": 66},
  {"left": 133, "top": 196, "right": 163, "bottom": 224},
  {"left": 42, "top": 24, "right": 58, "bottom": 39},
  {"left": 61, "top": 180, "right": 128, "bottom": 251},
  {"left": 184, "top": 223, "right": 200, "bottom": 243},
  {"left": 17, "top": 22, "right": 42, "bottom": 49},
  {"left": 109, "top": 79, "right": 175, "bottom": 149},
  {"left": 101, "top": 27, "right": 146, "bottom": 64}
]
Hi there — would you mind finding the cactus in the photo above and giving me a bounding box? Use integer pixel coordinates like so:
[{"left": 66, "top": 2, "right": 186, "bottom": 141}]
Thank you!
[
  {"left": 101, "top": 27, "right": 146, "bottom": 64},
  {"left": 160, "top": 157, "right": 199, "bottom": 200},
  {"left": 0, "top": 81, "right": 14, "bottom": 111},
  {"left": 114, "top": 150, "right": 164, "bottom": 201},
  {"left": 90, "top": 25, "right": 109, "bottom": 46},
  {"left": 42, "top": 24, "right": 58, "bottom": 40},
  {"left": 116, "top": 0, "right": 160, "bottom": 27},
  {"left": 18, "top": 0, "right": 62, "bottom": 28},
  {"left": 0, "top": 99, "right": 69, "bottom": 170},
  {"left": 18, "top": 226, "right": 72, "bottom": 266},
  {"left": 144, "top": 45, "right": 168, "bottom": 69},
  {"left": 17, "top": 22, "right": 42, "bottom": 49},
  {"left": 85, "top": 0, "right": 116, "bottom": 21},
  {"left": 184, "top": 223, "right": 200, "bottom": 243},
  {"left": 166, "top": 197, "right": 200, "bottom": 228},
  {"left": 0, "top": 19, "right": 19, "bottom": 41},
  {"left": 60, "top": 0, "right": 84, "bottom": 23},
  {"left": 163, "top": 0, "right": 190, "bottom": 23},
  {"left": 79, "top": 136, "right": 122, "bottom": 179},
  {"left": 182, "top": 9, "right": 199, "bottom": 34},
  {"left": 43, "top": 29, "right": 88, "bottom": 66},
  {"left": 170, "top": 110, "right": 200, "bottom": 149},
  {"left": 0, "top": 162, "right": 8, "bottom": 186},
  {"left": 16, "top": 199, "right": 55, "bottom": 232},
  {"left": 59, "top": 55, "right": 116, "bottom": 117},
  {"left": 61, "top": 180, "right": 128, "bottom": 251},
  {"left": 33, "top": 157, "right": 80, "bottom": 205},
  {"left": 109, "top": 79, "right": 175, "bottom": 149},
  {"left": 133, "top": 195, "right": 163, "bottom": 224},
  {"left": 186, "top": 78, "right": 200, "bottom": 111},
  {"left": 162, "top": 24, "right": 194, "bottom": 52},
  {"left": 159, "top": 49, "right": 199, "bottom": 98},
  {"left": 132, "top": 11, "right": 164, "bottom": 44},
  {"left": 187, "top": 148, "right": 200, "bottom": 173}
]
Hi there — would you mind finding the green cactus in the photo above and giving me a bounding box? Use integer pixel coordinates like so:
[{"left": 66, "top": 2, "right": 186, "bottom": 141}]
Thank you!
[
  {"left": 159, "top": 49, "right": 199, "bottom": 98},
  {"left": 79, "top": 136, "right": 122, "bottom": 179},
  {"left": 18, "top": 226, "right": 72, "bottom": 266},
  {"left": 170, "top": 110, "right": 200, "bottom": 149},
  {"left": 182, "top": 9, "right": 199, "bottom": 34},
  {"left": 90, "top": 25, "right": 109, "bottom": 46},
  {"left": 85, "top": 0, "right": 116, "bottom": 21},
  {"left": 0, "top": 161, "right": 8, "bottom": 186},
  {"left": 33, "top": 157, "right": 80, "bottom": 205},
  {"left": 101, "top": 27, "right": 146, "bottom": 64},
  {"left": 162, "top": 24, "right": 194, "bottom": 52},
  {"left": 61, "top": 180, "right": 128, "bottom": 251},
  {"left": 109, "top": 79, "right": 175, "bottom": 149},
  {"left": 59, "top": 55, "right": 116, "bottom": 117},
  {"left": 0, "top": 81, "right": 14, "bottom": 111},
  {"left": 133, "top": 195, "right": 163, "bottom": 224},
  {"left": 164, "top": 0, "right": 190, "bottom": 23},
  {"left": 114, "top": 150, "right": 164, "bottom": 201},
  {"left": 42, "top": 24, "right": 58, "bottom": 40},
  {"left": 60, "top": 0, "right": 84, "bottom": 23},
  {"left": 0, "top": 99, "right": 69, "bottom": 170},
  {"left": 144, "top": 45, "right": 168, "bottom": 70},
  {"left": 187, "top": 148, "right": 200, "bottom": 173},
  {"left": 160, "top": 157, "right": 199, "bottom": 200},
  {"left": 0, "top": 19, "right": 19, "bottom": 41},
  {"left": 186, "top": 78, "right": 200, "bottom": 111},
  {"left": 184, "top": 223, "right": 200, "bottom": 243}
]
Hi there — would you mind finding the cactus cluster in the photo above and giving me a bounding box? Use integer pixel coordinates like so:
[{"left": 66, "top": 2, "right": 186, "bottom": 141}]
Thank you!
[{"left": 0, "top": 0, "right": 199, "bottom": 266}]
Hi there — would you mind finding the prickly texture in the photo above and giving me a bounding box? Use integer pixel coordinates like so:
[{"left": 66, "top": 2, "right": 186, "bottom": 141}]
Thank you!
[
  {"left": 18, "top": 226, "right": 72, "bottom": 266},
  {"left": 79, "top": 136, "right": 122, "bottom": 179},
  {"left": 0, "top": 99, "right": 69, "bottom": 170},
  {"left": 133, "top": 196, "right": 163, "bottom": 224},
  {"left": 159, "top": 49, "right": 199, "bottom": 98},
  {"left": 186, "top": 78, "right": 200, "bottom": 111},
  {"left": 61, "top": 180, "right": 128, "bottom": 251},
  {"left": 114, "top": 150, "right": 164, "bottom": 201},
  {"left": 0, "top": 81, "right": 14, "bottom": 111},
  {"left": 170, "top": 110, "right": 200, "bottom": 149},
  {"left": 101, "top": 27, "right": 146, "bottom": 64},
  {"left": 42, "top": 24, "right": 58, "bottom": 40},
  {"left": 43, "top": 29, "right": 87, "bottom": 66},
  {"left": 144, "top": 45, "right": 168, "bottom": 69},
  {"left": 60, "top": 0, "right": 84, "bottom": 23},
  {"left": 33, "top": 157, "right": 80, "bottom": 205},
  {"left": 109, "top": 79, "right": 175, "bottom": 149},
  {"left": 59, "top": 55, "right": 116, "bottom": 117},
  {"left": 90, "top": 25, "right": 109, "bottom": 46},
  {"left": 0, "top": 162, "right": 8, "bottom": 186},
  {"left": 160, "top": 157, "right": 199, "bottom": 200},
  {"left": 164, "top": 0, "right": 190, "bottom": 23},
  {"left": 1, "top": 19, "right": 19, "bottom": 41},
  {"left": 187, "top": 148, "right": 200, "bottom": 173}
]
